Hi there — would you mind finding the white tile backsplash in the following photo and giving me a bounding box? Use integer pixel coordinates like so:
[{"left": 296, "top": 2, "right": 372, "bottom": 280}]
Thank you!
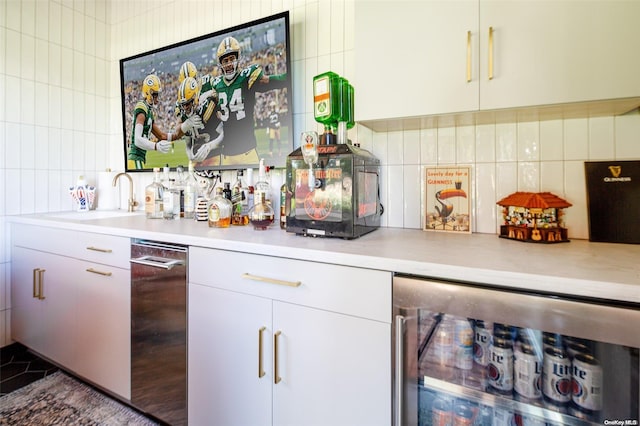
[
  {"left": 564, "top": 118, "right": 589, "bottom": 160},
  {"left": 540, "top": 119, "right": 563, "bottom": 161},
  {"left": 589, "top": 116, "right": 615, "bottom": 160},
  {"left": 615, "top": 113, "right": 640, "bottom": 159}
]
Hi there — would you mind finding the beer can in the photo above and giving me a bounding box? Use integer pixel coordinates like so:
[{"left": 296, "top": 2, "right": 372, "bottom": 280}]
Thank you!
[
  {"left": 473, "top": 320, "right": 492, "bottom": 367},
  {"left": 453, "top": 401, "right": 474, "bottom": 426},
  {"left": 431, "top": 396, "right": 452, "bottom": 426},
  {"left": 487, "top": 337, "right": 513, "bottom": 394},
  {"left": 571, "top": 353, "right": 603, "bottom": 411},
  {"left": 565, "top": 341, "right": 591, "bottom": 359},
  {"left": 454, "top": 318, "right": 474, "bottom": 370},
  {"left": 493, "top": 407, "right": 513, "bottom": 426},
  {"left": 542, "top": 346, "right": 572, "bottom": 405},
  {"left": 514, "top": 412, "right": 546, "bottom": 426},
  {"left": 514, "top": 342, "right": 542, "bottom": 400},
  {"left": 543, "top": 332, "right": 563, "bottom": 351}
]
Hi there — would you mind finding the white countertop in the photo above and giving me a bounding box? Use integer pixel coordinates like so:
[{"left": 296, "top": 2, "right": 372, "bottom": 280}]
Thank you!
[{"left": 8, "top": 211, "right": 640, "bottom": 304}]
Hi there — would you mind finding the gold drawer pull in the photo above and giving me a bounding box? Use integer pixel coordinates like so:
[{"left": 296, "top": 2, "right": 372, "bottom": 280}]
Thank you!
[
  {"left": 86, "top": 246, "right": 113, "bottom": 253},
  {"left": 86, "top": 268, "right": 112, "bottom": 277},
  {"left": 258, "top": 327, "right": 266, "bottom": 378},
  {"left": 241, "top": 273, "right": 301, "bottom": 288}
]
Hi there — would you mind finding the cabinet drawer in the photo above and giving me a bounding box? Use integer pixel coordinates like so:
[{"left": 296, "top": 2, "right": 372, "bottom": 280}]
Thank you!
[
  {"left": 189, "top": 247, "right": 391, "bottom": 323},
  {"left": 12, "top": 224, "right": 130, "bottom": 269}
]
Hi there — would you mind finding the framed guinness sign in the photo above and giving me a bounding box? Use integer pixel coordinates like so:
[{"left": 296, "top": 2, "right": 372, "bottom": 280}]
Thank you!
[{"left": 585, "top": 160, "right": 640, "bottom": 244}]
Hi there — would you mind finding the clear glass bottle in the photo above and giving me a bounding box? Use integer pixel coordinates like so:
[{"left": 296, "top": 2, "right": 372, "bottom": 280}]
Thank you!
[
  {"left": 162, "top": 178, "right": 180, "bottom": 220},
  {"left": 145, "top": 167, "right": 165, "bottom": 219},
  {"left": 279, "top": 182, "right": 287, "bottom": 230},
  {"left": 183, "top": 161, "right": 199, "bottom": 219},
  {"left": 254, "top": 158, "right": 271, "bottom": 205},
  {"left": 208, "top": 187, "right": 232, "bottom": 228},
  {"left": 248, "top": 191, "right": 275, "bottom": 230}
]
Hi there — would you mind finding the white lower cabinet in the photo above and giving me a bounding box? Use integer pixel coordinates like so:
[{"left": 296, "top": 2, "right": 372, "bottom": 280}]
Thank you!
[
  {"left": 10, "top": 223, "right": 131, "bottom": 400},
  {"left": 11, "top": 246, "right": 77, "bottom": 369},
  {"left": 188, "top": 247, "right": 392, "bottom": 426}
]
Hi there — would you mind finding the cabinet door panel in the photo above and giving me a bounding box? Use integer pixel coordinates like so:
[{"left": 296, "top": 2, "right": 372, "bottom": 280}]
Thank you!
[
  {"left": 188, "top": 283, "right": 272, "bottom": 426},
  {"left": 11, "top": 246, "right": 44, "bottom": 352},
  {"left": 11, "top": 246, "right": 76, "bottom": 367},
  {"left": 355, "top": 1, "right": 479, "bottom": 121},
  {"left": 273, "top": 302, "right": 391, "bottom": 426},
  {"left": 75, "top": 263, "right": 131, "bottom": 399},
  {"left": 480, "top": 1, "right": 640, "bottom": 110}
]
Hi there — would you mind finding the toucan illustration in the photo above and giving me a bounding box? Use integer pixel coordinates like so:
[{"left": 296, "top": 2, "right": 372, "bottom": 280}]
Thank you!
[{"left": 434, "top": 188, "right": 467, "bottom": 229}]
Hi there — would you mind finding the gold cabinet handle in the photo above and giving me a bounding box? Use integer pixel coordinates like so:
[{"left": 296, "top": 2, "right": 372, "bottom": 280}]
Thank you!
[
  {"left": 86, "top": 246, "right": 113, "bottom": 253},
  {"left": 274, "top": 330, "right": 282, "bottom": 384},
  {"left": 86, "top": 268, "right": 112, "bottom": 277},
  {"left": 241, "top": 273, "right": 301, "bottom": 288},
  {"left": 466, "top": 30, "right": 472, "bottom": 82},
  {"left": 488, "top": 26, "right": 494, "bottom": 80},
  {"left": 258, "top": 327, "right": 266, "bottom": 378},
  {"left": 38, "top": 269, "right": 46, "bottom": 300},
  {"left": 33, "top": 268, "right": 39, "bottom": 298}
]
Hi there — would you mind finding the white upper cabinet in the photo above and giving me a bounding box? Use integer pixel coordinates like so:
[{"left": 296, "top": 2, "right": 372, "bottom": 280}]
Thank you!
[
  {"left": 355, "top": 1, "right": 640, "bottom": 127},
  {"left": 355, "top": 1, "right": 479, "bottom": 122},
  {"left": 479, "top": 0, "right": 640, "bottom": 110}
]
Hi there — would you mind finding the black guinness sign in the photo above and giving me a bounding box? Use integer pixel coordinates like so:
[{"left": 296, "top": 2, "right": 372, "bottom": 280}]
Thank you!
[{"left": 585, "top": 161, "right": 640, "bottom": 244}]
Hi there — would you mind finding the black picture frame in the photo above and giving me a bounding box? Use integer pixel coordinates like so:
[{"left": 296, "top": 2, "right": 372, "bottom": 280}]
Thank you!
[{"left": 119, "top": 11, "right": 292, "bottom": 172}]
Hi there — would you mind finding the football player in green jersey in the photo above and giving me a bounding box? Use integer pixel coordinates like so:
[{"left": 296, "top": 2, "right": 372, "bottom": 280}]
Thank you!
[
  {"left": 213, "top": 36, "right": 288, "bottom": 166},
  {"left": 176, "top": 76, "right": 224, "bottom": 166},
  {"left": 127, "top": 74, "right": 202, "bottom": 169}
]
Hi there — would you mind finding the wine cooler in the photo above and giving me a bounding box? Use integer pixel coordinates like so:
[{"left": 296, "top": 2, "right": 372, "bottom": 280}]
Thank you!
[{"left": 393, "top": 275, "right": 640, "bottom": 426}]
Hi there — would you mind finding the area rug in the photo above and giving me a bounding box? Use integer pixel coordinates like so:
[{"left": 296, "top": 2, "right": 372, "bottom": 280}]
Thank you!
[{"left": 0, "top": 371, "right": 159, "bottom": 425}]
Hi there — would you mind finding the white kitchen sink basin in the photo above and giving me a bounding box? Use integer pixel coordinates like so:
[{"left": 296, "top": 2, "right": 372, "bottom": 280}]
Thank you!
[{"left": 48, "top": 210, "right": 145, "bottom": 220}]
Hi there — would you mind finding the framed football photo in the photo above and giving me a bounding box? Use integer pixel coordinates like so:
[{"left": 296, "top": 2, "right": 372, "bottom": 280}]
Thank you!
[{"left": 119, "top": 12, "right": 293, "bottom": 172}]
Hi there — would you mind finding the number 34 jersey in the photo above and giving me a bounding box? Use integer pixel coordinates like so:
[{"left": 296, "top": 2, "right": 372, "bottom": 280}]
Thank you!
[{"left": 212, "top": 64, "right": 264, "bottom": 156}]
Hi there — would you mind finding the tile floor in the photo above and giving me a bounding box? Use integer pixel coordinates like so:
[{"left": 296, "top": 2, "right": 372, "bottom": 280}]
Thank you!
[{"left": 0, "top": 342, "right": 59, "bottom": 397}]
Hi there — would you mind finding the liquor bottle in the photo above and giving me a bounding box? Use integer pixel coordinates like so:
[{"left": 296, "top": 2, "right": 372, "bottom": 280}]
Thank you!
[
  {"left": 162, "top": 179, "right": 180, "bottom": 220},
  {"left": 183, "top": 161, "right": 199, "bottom": 219},
  {"left": 254, "top": 159, "right": 271, "bottom": 205},
  {"left": 231, "top": 171, "right": 248, "bottom": 226},
  {"left": 222, "top": 182, "right": 232, "bottom": 201},
  {"left": 245, "top": 167, "right": 255, "bottom": 211},
  {"left": 175, "top": 165, "right": 186, "bottom": 216},
  {"left": 313, "top": 71, "right": 340, "bottom": 126},
  {"left": 208, "top": 187, "right": 232, "bottom": 228},
  {"left": 162, "top": 164, "right": 171, "bottom": 187},
  {"left": 279, "top": 183, "right": 287, "bottom": 229},
  {"left": 248, "top": 191, "right": 275, "bottom": 230},
  {"left": 145, "top": 167, "right": 164, "bottom": 219}
]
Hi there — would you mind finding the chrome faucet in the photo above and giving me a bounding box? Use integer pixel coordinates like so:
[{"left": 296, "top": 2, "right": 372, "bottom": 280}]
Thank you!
[{"left": 112, "top": 172, "right": 138, "bottom": 212}]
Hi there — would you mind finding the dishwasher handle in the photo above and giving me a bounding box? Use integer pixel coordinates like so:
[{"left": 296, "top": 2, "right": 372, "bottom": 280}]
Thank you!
[{"left": 130, "top": 255, "right": 185, "bottom": 270}]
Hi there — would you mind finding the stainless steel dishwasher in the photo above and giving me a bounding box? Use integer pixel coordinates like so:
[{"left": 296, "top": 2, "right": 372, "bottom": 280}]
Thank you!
[{"left": 130, "top": 239, "right": 187, "bottom": 426}]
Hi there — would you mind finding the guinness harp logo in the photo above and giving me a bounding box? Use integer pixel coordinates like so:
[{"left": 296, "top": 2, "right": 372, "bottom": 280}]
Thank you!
[
  {"left": 608, "top": 165, "right": 622, "bottom": 178},
  {"left": 604, "top": 165, "right": 631, "bottom": 182}
]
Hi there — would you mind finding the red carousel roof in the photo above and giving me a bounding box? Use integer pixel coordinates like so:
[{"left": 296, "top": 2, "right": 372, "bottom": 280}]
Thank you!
[{"left": 496, "top": 191, "right": 572, "bottom": 209}]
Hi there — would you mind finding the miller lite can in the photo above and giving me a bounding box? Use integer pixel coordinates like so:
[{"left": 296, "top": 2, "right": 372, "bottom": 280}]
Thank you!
[
  {"left": 542, "top": 346, "right": 572, "bottom": 406},
  {"left": 572, "top": 353, "right": 603, "bottom": 412},
  {"left": 454, "top": 318, "right": 474, "bottom": 370},
  {"left": 487, "top": 337, "right": 513, "bottom": 395},
  {"left": 473, "top": 320, "right": 492, "bottom": 367},
  {"left": 514, "top": 342, "right": 542, "bottom": 400},
  {"left": 543, "top": 332, "right": 563, "bottom": 351}
]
